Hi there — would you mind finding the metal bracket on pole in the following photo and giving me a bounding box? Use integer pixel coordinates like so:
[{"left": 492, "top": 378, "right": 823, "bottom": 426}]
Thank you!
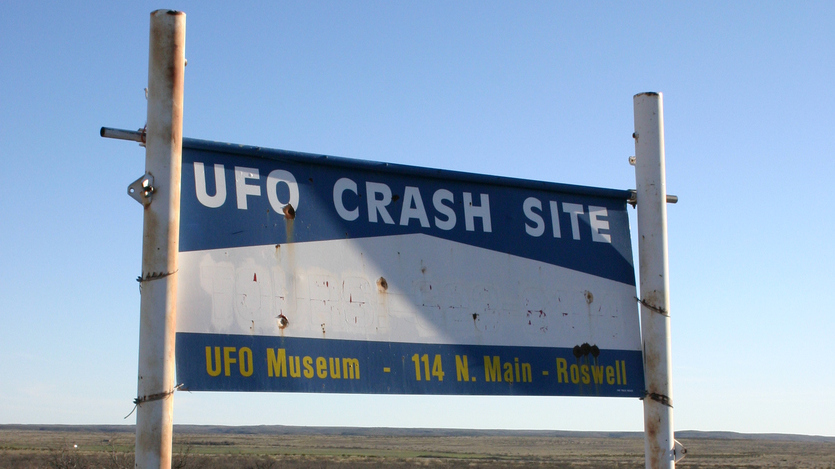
[
  {"left": 128, "top": 172, "right": 155, "bottom": 206},
  {"left": 673, "top": 440, "right": 687, "bottom": 463},
  {"left": 627, "top": 190, "right": 678, "bottom": 207},
  {"left": 101, "top": 126, "right": 147, "bottom": 145}
]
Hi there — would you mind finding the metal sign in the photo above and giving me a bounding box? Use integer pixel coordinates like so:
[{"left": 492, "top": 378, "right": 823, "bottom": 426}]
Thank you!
[{"left": 175, "top": 139, "right": 644, "bottom": 397}]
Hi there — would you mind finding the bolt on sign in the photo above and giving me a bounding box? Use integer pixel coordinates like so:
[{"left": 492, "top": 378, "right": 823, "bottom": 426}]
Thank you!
[{"left": 175, "top": 139, "right": 644, "bottom": 397}]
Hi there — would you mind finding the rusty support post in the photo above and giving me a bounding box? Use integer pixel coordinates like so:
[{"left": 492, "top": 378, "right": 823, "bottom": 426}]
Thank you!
[
  {"left": 135, "top": 9, "right": 185, "bottom": 469},
  {"left": 633, "top": 92, "right": 675, "bottom": 469}
]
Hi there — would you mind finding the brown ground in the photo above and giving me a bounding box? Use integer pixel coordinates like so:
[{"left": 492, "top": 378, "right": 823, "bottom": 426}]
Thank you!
[{"left": 0, "top": 427, "right": 833, "bottom": 468}]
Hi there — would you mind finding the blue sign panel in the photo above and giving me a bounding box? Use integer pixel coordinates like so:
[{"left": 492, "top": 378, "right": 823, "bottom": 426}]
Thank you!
[
  {"left": 176, "top": 333, "right": 642, "bottom": 397},
  {"left": 175, "top": 138, "right": 643, "bottom": 397}
]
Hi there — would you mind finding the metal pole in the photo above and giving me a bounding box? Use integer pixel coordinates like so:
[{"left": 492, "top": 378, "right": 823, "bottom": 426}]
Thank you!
[
  {"left": 633, "top": 92, "right": 675, "bottom": 469},
  {"left": 135, "top": 10, "right": 185, "bottom": 469}
]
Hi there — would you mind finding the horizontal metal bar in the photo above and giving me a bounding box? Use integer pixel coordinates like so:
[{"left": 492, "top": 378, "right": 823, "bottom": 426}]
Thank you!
[
  {"left": 100, "top": 127, "right": 145, "bottom": 143},
  {"left": 101, "top": 125, "right": 638, "bottom": 201},
  {"left": 628, "top": 191, "right": 678, "bottom": 205}
]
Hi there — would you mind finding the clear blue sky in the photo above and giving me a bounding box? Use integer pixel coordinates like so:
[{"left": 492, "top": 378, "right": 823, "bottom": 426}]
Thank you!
[{"left": 1, "top": 1, "right": 833, "bottom": 436}]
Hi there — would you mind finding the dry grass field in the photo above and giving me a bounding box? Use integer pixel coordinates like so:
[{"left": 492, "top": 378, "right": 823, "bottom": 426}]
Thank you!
[{"left": 1, "top": 426, "right": 833, "bottom": 468}]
